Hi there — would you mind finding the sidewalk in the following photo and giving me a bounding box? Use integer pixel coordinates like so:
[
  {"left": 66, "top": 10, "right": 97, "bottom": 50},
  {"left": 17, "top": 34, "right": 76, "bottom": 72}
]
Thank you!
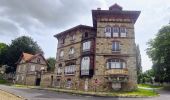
[{"left": 0, "top": 89, "right": 23, "bottom": 100}]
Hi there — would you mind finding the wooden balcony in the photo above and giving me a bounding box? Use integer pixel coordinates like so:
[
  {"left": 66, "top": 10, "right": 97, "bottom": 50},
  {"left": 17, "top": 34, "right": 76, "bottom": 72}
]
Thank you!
[{"left": 105, "top": 69, "right": 128, "bottom": 76}]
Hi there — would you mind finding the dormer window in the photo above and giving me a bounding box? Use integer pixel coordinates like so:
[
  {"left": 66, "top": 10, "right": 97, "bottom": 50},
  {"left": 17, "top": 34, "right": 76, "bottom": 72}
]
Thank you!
[
  {"left": 113, "top": 27, "right": 119, "bottom": 37},
  {"left": 105, "top": 26, "right": 111, "bottom": 37},
  {"left": 120, "top": 27, "right": 127, "bottom": 37}
]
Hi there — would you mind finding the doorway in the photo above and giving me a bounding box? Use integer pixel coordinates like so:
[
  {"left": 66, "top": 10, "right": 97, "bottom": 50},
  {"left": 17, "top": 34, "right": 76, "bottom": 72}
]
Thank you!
[{"left": 35, "top": 78, "right": 41, "bottom": 86}]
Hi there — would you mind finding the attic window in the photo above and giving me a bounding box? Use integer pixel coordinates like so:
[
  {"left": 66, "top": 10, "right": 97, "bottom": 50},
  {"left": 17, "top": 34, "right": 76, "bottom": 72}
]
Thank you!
[{"left": 84, "top": 32, "right": 88, "bottom": 38}]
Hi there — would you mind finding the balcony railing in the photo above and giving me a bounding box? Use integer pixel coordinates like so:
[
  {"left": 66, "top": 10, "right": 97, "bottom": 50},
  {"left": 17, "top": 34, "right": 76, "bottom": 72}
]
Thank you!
[{"left": 105, "top": 69, "right": 128, "bottom": 76}]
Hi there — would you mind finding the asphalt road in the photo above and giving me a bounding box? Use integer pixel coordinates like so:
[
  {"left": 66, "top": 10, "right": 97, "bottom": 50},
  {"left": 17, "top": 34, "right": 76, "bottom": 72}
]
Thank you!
[{"left": 0, "top": 85, "right": 169, "bottom": 100}]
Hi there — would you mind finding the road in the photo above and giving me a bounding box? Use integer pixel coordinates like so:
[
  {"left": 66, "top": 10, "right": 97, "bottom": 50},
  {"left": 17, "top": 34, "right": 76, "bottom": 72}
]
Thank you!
[{"left": 0, "top": 85, "right": 170, "bottom": 100}]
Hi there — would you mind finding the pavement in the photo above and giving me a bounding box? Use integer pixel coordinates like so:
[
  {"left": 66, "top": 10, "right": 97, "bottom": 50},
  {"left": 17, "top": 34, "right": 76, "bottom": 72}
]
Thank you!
[{"left": 0, "top": 85, "right": 170, "bottom": 100}]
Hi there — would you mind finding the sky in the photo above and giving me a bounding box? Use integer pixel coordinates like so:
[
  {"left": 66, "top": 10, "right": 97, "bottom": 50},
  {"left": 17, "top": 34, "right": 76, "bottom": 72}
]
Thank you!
[{"left": 0, "top": 0, "right": 170, "bottom": 72}]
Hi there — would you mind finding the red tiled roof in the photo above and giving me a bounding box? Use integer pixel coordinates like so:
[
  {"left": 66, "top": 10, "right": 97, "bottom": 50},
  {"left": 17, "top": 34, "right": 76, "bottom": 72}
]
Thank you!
[{"left": 22, "top": 53, "right": 34, "bottom": 61}]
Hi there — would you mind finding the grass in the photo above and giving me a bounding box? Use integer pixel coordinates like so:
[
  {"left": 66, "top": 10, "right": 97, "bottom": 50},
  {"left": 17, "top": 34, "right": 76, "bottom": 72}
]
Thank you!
[
  {"left": 138, "top": 84, "right": 162, "bottom": 89},
  {"left": 13, "top": 84, "right": 158, "bottom": 97},
  {"left": 0, "top": 79, "right": 7, "bottom": 84}
]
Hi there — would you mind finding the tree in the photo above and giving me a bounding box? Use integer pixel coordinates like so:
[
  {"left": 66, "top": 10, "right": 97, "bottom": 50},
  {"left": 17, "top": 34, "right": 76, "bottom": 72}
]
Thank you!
[
  {"left": 147, "top": 24, "right": 170, "bottom": 83},
  {"left": 6, "top": 36, "right": 43, "bottom": 73},
  {"left": 0, "top": 43, "right": 9, "bottom": 66},
  {"left": 136, "top": 44, "right": 142, "bottom": 83},
  {"left": 46, "top": 57, "right": 56, "bottom": 72}
]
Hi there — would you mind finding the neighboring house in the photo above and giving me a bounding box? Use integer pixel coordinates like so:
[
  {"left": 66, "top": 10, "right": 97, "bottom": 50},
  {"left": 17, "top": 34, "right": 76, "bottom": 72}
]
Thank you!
[
  {"left": 15, "top": 52, "right": 49, "bottom": 86},
  {"left": 54, "top": 4, "right": 140, "bottom": 91}
]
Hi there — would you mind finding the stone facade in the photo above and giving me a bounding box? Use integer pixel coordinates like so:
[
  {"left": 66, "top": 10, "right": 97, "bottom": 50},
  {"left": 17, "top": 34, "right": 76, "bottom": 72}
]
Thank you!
[
  {"left": 15, "top": 53, "right": 49, "bottom": 86},
  {"left": 54, "top": 4, "right": 140, "bottom": 91}
]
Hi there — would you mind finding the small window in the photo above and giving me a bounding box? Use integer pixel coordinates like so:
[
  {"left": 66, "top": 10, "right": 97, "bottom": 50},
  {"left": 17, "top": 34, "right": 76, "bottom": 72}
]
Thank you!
[
  {"left": 113, "top": 27, "right": 119, "bottom": 37},
  {"left": 107, "top": 59, "right": 126, "bottom": 69},
  {"left": 55, "top": 79, "right": 60, "bottom": 86},
  {"left": 105, "top": 26, "right": 111, "bottom": 37},
  {"left": 66, "top": 79, "right": 72, "bottom": 88},
  {"left": 65, "top": 63, "right": 76, "bottom": 75},
  {"left": 84, "top": 32, "right": 88, "bottom": 38},
  {"left": 37, "top": 58, "right": 41, "bottom": 63},
  {"left": 112, "top": 41, "right": 120, "bottom": 52},
  {"left": 57, "top": 67, "right": 62, "bottom": 75},
  {"left": 70, "top": 34, "right": 75, "bottom": 41},
  {"left": 69, "top": 47, "right": 75, "bottom": 54},
  {"left": 61, "top": 37, "right": 65, "bottom": 44},
  {"left": 120, "top": 27, "right": 127, "bottom": 37},
  {"left": 83, "top": 41, "right": 91, "bottom": 51},
  {"left": 59, "top": 51, "right": 64, "bottom": 57},
  {"left": 30, "top": 65, "right": 35, "bottom": 71}
]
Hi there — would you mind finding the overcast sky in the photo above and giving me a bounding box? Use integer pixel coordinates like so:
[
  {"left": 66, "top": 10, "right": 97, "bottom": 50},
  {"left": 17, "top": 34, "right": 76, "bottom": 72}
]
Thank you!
[{"left": 0, "top": 0, "right": 170, "bottom": 72}]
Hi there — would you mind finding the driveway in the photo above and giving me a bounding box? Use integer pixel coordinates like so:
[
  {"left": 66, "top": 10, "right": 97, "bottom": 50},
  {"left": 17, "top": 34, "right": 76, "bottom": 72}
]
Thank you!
[{"left": 0, "top": 85, "right": 169, "bottom": 100}]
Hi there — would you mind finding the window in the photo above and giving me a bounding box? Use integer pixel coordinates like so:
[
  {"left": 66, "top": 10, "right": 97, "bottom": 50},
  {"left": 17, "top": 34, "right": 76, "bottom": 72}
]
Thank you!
[
  {"left": 120, "top": 27, "right": 127, "bottom": 37},
  {"left": 30, "top": 65, "right": 35, "bottom": 71},
  {"left": 65, "top": 63, "right": 76, "bottom": 75},
  {"left": 59, "top": 50, "right": 64, "bottom": 57},
  {"left": 70, "top": 34, "right": 75, "bottom": 41},
  {"left": 18, "top": 66, "right": 20, "bottom": 72},
  {"left": 107, "top": 59, "right": 126, "bottom": 69},
  {"left": 113, "top": 27, "right": 119, "bottom": 37},
  {"left": 112, "top": 41, "right": 120, "bottom": 51},
  {"left": 57, "top": 67, "right": 62, "bottom": 75},
  {"left": 16, "top": 75, "right": 19, "bottom": 81},
  {"left": 21, "top": 76, "right": 24, "bottom": 80},
  {"left": 69, "top": 47, "right": 75, "bottom": 55},
  {"left": 61, "top": 37, "right": 65, "bottom": 44},
  {"left": 83, "top": 41, "right": 91, "bottom": 51},
  {"left": 66, "top": 79, "right": 72, "bottom": 88},
  {"left": 105, "top": 26, "right": 111, "bottom": 37},
  {"left": 81, "top": 57, "right": 90, "bottom": 75},
  {"left": 37, "top": 58, "right": 41, "bottom": 63},
  {"left": 55, "top": 79, "right": 60, "bottom": 86},
  {"left": 84, "top": 32, "right": 88, "bottom": 38}
]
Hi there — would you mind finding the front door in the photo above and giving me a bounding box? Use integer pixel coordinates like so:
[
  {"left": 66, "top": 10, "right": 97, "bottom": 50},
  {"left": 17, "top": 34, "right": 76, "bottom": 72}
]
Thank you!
[{"left": 35, "top": 78, "right": 41, "bottom": 86}]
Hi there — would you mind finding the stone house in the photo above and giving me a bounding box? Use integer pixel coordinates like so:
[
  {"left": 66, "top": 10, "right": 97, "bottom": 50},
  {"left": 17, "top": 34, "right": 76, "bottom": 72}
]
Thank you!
[
  {"left": 54, "top": 4, "right": 140, "bottom": 91},
  {"left": 15, "top": 52, "right": 53, "bottom": 86}
]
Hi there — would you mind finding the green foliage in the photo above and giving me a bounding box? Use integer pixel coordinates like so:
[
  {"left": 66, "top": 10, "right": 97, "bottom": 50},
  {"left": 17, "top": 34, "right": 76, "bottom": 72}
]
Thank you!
[
  {"left": 47, "top": 57, "right": 56, "bottom": 72},
  {"left": 138, "top": 84, "right": 162, "bottom": 89},
  {"left": 2, "top": 36, "right": 43, "bottom": 73},
  {"left": 0, "top": 43, "right": 9, "bottom": 66},
  {"left": 147, "top": 24, "right": 170, "bottom": 82}
]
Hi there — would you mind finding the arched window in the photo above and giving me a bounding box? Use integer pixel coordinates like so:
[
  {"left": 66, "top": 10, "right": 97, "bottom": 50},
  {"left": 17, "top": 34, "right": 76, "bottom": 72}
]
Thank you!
[
  {"left": 120, "top": 27, "right": 127, "bottom": 37},
  {"left": 69, "top": 47, "right": 75, "bottom": 54},
  {"left": 112, "top": 27, "right": 119, "bottom": 37},
  {"left": 59, "top": 50, "right": 64, "bottom": 57},
  {"left": 107, "top": 59, "right": 126, "bottom": 69},
  {"left": 104, "top": 26, "right": 111, "bottom": 37},
  {"left": 70, "top": 34, "right": 75, "bottom": 41},
  {"left": 81, "top": 57, "right": 90, "bottom": 75},
  {"left": 61, "top": 37, "right": 65, "bottom": 44}
]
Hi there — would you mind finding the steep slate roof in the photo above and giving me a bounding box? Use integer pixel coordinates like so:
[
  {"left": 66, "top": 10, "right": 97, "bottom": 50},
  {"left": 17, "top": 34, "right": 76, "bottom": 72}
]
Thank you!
[{"left": 54, "top": 24, "right": 95, "bottom": 38}]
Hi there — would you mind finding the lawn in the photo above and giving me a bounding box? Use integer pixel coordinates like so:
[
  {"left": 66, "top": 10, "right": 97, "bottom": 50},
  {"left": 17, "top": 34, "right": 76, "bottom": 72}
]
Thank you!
[
  {"left": 13, "top": 84, "right": 158, "bottom": 97},
  {"left": 138, "top": 84, "right": 162, "bottom": 89},
  {"left": 0, "top": 79, "right": 7, "bottom": 84}
]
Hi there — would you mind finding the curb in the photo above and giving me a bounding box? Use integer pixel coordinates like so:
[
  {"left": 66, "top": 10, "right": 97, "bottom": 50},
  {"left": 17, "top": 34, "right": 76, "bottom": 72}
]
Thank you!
[{"left": 0, "top": 89, "right": 26, "bottom": 100}]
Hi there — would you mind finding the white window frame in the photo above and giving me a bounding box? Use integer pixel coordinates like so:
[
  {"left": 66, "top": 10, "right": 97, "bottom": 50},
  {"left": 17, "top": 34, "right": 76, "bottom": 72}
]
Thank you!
[
  {"left": 60, "top": 50, "right": 64, "bottom": 57},
  {"left": 113, "top": 27, "right": 119, "bottom": 37},
  {"left": 107, "top": 59, "right": 126, "bottom": 69},
  {"left": 69, "top": 47, "right": 75, "bottom": 55},
  {"left": 120, "top": 27, "right": 127, "bottom": 37},
  {"left": 112, "top": 41, "right": 120, "bottom": 52},
  {"left": 81, "top": 57, "right": 90, "bottom": 75},
  {"left": 83, "top": 41, "right": 91, "bottom": 51},
  {"left": 105, "top": 26, "right": 112, "bottom": 37},
  {"left": 65, "top": 65, "right": 76, "bottom": 75},
  {"left": 30, "top": 65, "right": 35, "bottom": 71}
]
